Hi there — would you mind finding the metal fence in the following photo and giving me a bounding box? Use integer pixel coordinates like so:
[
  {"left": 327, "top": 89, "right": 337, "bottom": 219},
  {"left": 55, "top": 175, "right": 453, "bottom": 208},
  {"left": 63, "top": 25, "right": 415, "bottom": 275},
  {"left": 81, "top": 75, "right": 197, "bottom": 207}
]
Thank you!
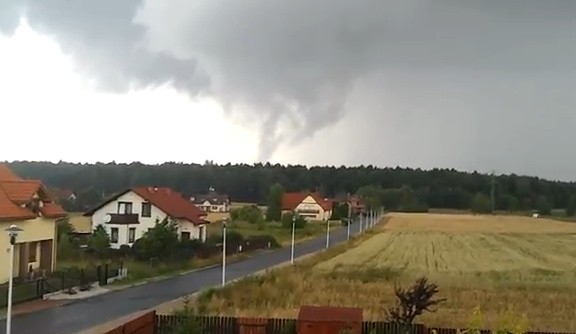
[
  {"left": 0, "top": 262, "right": 123, "bottom": 308},
  {"left": 155, "top": 315, "right": 576, "bottom": 334}
]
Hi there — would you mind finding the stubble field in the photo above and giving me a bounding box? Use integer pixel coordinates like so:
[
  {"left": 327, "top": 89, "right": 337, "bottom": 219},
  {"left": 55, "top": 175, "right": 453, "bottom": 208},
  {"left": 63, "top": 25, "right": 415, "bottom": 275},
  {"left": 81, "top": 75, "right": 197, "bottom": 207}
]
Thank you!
[{"left": 191, "top": 213, "right": 576, "bottom": 331}]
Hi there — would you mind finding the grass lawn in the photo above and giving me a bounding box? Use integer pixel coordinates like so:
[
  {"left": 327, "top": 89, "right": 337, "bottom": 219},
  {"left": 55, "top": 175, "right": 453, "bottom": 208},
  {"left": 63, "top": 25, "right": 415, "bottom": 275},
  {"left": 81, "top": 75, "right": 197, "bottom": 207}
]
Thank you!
[{"left": 189, "top": 213, "right": 576, "bottom": 332}]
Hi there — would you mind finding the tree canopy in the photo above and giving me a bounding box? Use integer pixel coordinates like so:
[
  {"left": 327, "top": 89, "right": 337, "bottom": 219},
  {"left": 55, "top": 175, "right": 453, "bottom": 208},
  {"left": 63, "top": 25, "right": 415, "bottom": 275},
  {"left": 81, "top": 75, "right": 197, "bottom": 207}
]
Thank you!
[{"left": 7, "top": 161, "right": 576, "bottom": 214}]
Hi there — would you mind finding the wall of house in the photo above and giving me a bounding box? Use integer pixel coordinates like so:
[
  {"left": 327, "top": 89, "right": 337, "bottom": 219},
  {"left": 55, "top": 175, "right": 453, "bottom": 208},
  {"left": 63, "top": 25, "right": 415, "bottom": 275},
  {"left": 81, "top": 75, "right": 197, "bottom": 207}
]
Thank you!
[
  {"left": 91, "top": 191, "right": 168, "bottom": 249},
  {"left": 294, "top": 196, "right": 331, "bottom": 221},
  {"left": 196, "top": 201, "right": 228, "bottom": 213},
  {"left": 0, "top": 217, "right": 57, "bottom": 284},
  {"left": 177, "top": 219, "right": 206, "bottom": 242},
  {"left": 91, "top": 191, "right": 207, "bottom": 249}
]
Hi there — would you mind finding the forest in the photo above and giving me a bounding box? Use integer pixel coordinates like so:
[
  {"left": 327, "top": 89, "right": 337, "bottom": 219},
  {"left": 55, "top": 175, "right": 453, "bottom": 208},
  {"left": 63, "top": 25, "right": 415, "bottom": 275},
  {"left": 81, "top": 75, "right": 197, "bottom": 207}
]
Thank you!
[{"left": 6, "top": 161, "right": 576, "bottom": 215}]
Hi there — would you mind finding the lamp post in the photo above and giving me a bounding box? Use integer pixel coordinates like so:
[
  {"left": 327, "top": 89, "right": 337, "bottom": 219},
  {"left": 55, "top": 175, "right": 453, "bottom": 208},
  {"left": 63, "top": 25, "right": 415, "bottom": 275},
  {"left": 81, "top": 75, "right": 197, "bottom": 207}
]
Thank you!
[
  {"left": 325, "top": 220, "right": 330, "bottom": 248},
  {"left": 221, "top": 220, "right": 227, "bottom": 287},
  {"left": 290, "top": 214, "right": 296, "bottom": 265},
  {"left": 346, "top": 217, "right": 351, "bottom": 240},
  {"left": 359, "top": 213, "right": 363, "bottom": 233},
  {"left": 5, "top": 224, "right": 22, "bottom": 334}
]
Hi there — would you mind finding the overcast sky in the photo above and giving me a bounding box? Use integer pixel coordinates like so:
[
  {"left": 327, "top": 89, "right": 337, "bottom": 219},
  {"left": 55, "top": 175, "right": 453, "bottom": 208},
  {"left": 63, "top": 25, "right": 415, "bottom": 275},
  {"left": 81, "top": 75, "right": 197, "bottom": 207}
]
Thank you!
[{"left": 1, "top": 1, "right": 576, "bottom": 181}]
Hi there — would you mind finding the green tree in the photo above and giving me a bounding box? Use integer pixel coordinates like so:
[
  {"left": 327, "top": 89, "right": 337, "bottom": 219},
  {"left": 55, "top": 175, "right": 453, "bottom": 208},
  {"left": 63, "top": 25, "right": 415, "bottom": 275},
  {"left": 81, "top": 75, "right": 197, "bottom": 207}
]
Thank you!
[
  {"left": 137, "top": 217, "right": 180, "bottom": 261},
  {"left": 356, "top": 185, "right": 384, "bottom": 209},
  {"left": 536, "top": 195, "right": 552, "bottom": 216},
  {"left": 265, "top": 183, "right": 284, "bottom": 221},
  {"left": 56, "top": 217, "right": 75, "bottom": 243},
  {"left": 330, "top": 202, "right": 349, "bottom": 220},
  {"left": 230, "top": 205, "right": 263, "bottom": 224},
  {"left": 281, "top": 212, "right": 306, "bottom": 229},
  {"left": 88, "top": 225, "right": 111, "bottom": 258},
  {"left": 566, "top": 195, "right": 576, "bottom": 217},
  {"left": 471, "top": 193, "right": 492, "bottom": 214}
]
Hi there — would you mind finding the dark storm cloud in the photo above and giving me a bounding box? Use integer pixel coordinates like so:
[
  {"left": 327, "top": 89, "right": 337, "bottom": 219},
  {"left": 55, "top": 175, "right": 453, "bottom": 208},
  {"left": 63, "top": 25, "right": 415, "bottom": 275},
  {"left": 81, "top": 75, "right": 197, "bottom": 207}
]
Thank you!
[
  {"left": 0, "top": 0, "right": 209, "bottom": 93},
  {"left": 2, "top": 0, "right": 576, "bottom": 177}
]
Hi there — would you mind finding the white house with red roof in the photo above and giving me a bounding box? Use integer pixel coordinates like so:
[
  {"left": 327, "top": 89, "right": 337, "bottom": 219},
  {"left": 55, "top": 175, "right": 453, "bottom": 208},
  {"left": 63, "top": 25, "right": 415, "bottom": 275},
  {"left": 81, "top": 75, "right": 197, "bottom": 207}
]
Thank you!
[
  {"left": 0, "top": 164, "right": 67, "bottom": 283},
  {"left": 281, "top": 192, "right": 333, "bottom": 221},
  {"left": 84, "top": 187, "right": 209, "bottom": 249}
]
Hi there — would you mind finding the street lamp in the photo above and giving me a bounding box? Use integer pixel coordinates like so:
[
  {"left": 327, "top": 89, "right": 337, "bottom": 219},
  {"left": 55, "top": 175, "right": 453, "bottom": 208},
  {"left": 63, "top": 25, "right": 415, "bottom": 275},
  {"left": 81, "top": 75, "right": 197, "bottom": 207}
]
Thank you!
[
  {"left": 346, "top": 217, "right": 351, "bottom": 240},
  {"left": 290, "top": 214, "right": 296, "bottom": 264},
  {"left": 221, "top": 220, "right": 227, "bottom": 287},
  {"left": 325, "top": 220, "right": 330, "bottom": 248},
  {"left": 5, "top": 224, "right": 22, "bottom": 334}
]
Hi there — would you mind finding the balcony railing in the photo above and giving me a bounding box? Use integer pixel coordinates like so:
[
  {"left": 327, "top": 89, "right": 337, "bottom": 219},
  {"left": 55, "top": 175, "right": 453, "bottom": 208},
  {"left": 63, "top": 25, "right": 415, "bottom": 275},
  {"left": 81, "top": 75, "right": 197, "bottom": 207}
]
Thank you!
[{"left": 108, "top": 213, "right": 140, "bottom": 225}]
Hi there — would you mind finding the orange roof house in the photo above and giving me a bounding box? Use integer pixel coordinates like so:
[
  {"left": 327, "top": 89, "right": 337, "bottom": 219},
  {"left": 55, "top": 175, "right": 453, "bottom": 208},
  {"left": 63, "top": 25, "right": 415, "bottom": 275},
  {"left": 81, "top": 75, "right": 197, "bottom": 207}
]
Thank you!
[
  {"left": 282, "top": 192, "right": 333, "bottom": 221},
  {"left": 0, "top": 164, "right": 67, "bottom": 283},
  {"left": 0, "top": 164, "right": 67, "bottom": 222}
]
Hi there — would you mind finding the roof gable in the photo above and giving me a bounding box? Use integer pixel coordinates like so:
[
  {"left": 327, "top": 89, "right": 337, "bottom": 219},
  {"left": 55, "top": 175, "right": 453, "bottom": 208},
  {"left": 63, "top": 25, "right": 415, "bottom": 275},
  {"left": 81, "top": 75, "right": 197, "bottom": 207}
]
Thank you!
[
  {"left": 192, "top": 191, "right": 229, "bottom": 205},
  {"left": 133, "top": 187, "right": 208, "bottom": 225},
  {"left": 85, "top": 187, "right": 209, "bottom": 225},
  {"left": 282, "top": 192, "right": 332, "bottom": 211},
  {"left": 0, "top": 165, "right": 66, "bottom": 221}
]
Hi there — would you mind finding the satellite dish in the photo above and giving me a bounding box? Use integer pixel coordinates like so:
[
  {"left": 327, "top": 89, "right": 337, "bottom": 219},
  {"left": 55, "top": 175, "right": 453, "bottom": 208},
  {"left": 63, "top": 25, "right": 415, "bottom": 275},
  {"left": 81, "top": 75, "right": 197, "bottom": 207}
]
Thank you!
[{"left": 103, "top": 214, "right": 112, "bottom": 223}]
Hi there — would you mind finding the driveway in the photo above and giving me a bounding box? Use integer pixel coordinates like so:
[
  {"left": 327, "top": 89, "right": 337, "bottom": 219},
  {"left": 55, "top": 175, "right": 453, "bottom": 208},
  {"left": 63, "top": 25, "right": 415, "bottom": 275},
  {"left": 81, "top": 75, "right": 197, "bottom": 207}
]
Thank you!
[{"left": 0, "top": 219, "right": 370, "bottom": 334}]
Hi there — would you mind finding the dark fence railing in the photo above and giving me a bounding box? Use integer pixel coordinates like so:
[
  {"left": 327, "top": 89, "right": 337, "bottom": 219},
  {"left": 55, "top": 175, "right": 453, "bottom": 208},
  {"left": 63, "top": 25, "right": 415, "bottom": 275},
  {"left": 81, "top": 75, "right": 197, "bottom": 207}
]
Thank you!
[
  {"left": 0, "top": 262, "right": 123, "bottom": 308},
  {"left": 155, "top": 315, "right": 576, "bottom": 334}
]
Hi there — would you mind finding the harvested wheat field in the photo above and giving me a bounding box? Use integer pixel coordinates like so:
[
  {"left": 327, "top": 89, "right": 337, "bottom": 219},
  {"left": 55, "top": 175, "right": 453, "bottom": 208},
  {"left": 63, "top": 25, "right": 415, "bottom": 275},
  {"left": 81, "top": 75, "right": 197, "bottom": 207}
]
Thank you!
[
  {"left": 384, "top": 212, "right": 576, "bottom": 234},
  {"left": 191, "top": 214, "right": 576, "bottom": 332}
]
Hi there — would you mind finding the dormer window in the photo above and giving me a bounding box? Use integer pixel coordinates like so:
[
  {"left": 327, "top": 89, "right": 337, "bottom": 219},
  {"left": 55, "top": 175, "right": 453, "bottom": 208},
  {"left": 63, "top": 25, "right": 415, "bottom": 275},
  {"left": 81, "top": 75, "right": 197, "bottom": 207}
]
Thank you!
[{"left": 26, "top": 198, "right": 41, "bottom": 215}]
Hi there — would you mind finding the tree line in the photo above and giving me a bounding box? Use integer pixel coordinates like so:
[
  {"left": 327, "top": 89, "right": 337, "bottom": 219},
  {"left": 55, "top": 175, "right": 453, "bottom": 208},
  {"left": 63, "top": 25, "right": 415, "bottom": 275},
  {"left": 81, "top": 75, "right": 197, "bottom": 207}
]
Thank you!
[{"left": 6, "top": 161, "right": 576, "bottom": 215}]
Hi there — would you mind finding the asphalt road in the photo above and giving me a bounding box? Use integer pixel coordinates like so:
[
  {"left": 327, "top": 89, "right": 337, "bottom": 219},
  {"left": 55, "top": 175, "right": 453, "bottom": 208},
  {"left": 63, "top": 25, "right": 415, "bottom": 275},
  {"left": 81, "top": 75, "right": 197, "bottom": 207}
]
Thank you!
[{"left": 0, "top": 218, "right": 373, "bottom": 334}]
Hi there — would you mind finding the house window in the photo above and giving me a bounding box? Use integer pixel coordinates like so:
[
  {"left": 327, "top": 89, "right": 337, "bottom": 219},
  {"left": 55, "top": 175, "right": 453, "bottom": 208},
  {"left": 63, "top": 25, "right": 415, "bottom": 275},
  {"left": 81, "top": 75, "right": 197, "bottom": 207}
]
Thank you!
[
  {"left": 117, "top": 202, "right": 133, "bottom": 214},
  {"left": 211, "top": 206, "right": 218, "bottom": 211},
  {"left": 181, "top": 232, "right": 191, "bottom": 241},
  {"left": 29, "top": 242, "right": 38, "bottom": 263},
  {"left": 128, "top": 228, "right": 136, "bottom": 243},
  {"left": 111, "top": 228, "right": 119, "bottom": 243},
  {"left": 141, "top": 202, "right": 152, "bottom": 217}
]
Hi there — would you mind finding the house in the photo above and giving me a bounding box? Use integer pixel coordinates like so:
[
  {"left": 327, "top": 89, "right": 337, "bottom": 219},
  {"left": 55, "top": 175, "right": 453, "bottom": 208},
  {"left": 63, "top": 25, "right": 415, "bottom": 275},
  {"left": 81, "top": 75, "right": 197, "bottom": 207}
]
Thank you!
[
  {"left": 0, "top": 164, "right": 67, "bottom": 283},
  {"left": 84, "top": 187, "right": 209, "bottom": 249},
  {"left": 191, "top": 187, "right": 230, "bottom": 213},
  {"left": 49, "top": 188, "right": 77, "bottom": 203},
  {"left": 347, "top": 195, "right": 366, "bottom": 216},
  {"left": 282, "top": 192, "right": 333, "bottom": 221}
]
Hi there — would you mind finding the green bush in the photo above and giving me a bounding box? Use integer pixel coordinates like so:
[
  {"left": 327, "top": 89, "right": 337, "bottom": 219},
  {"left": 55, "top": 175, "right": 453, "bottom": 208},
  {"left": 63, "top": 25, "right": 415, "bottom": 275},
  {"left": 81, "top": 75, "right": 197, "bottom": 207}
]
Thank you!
[
  {"left": 281, "top": 212, "right": 307, "bottom": 229},
  {"left": 230, "top": 205, "right": 263, "bottom": 224},
  {"left": 206, "top": 230, "right": 244, "bottom": 245}
]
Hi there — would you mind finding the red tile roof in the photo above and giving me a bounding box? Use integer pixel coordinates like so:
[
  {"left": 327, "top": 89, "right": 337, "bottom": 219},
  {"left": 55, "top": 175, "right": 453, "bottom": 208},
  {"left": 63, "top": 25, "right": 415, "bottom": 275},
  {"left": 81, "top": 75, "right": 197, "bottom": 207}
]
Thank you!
[
  {"left": 0, "top": 188, "right": 36, "bottom": 221},
  {"left": 40, "top": 202, "right": 69, "bottom": 218},
  {"left": 0, "top": 164, "right": 22, "bottom": 181},
  {"left": 85, "top": 187, "right": 208, "bottom": 226},
  {"left": 0, "top": 180, "right": 42, "bottom": 203},
  {"left": 132, "top": 187, "right": 207, "bottom": 225},
  {"left": 0, "top": 164, "right": 67, "bottom": 221},
  {"left": 282, "top": 192, "right": 332, "bottom": 211}
]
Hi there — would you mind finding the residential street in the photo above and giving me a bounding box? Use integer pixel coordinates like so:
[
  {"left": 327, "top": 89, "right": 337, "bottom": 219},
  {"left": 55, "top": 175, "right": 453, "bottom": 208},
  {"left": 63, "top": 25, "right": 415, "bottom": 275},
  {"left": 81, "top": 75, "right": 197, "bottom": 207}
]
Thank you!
[{"left": 0, "top": 219, "right": 369, "bottom": 334}]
